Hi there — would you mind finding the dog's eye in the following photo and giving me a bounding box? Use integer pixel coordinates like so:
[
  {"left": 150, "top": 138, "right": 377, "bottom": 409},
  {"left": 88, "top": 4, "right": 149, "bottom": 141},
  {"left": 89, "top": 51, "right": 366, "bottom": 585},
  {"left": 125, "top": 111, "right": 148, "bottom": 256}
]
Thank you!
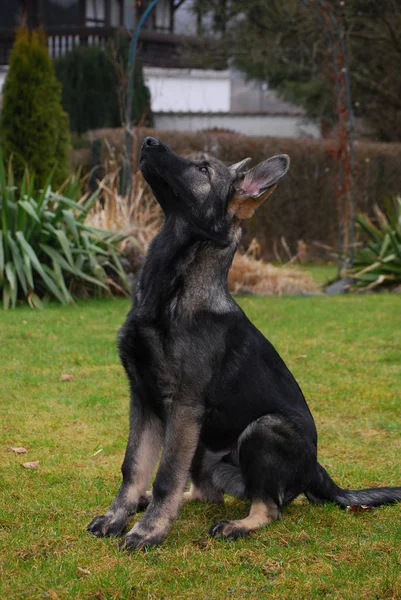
[{"left": 198, "top": 166, "right": 208, "bottom": 175}]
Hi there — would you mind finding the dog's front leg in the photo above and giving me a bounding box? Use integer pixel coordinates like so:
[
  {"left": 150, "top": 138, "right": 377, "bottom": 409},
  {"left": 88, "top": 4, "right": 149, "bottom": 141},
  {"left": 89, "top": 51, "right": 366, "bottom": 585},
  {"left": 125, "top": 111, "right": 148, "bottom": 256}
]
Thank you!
[
  {"left": 120, "top": 403, "right": 201, "bottom": 550},
  {"left": 87, "top": 398, "right": 163, "bottom": 538}
]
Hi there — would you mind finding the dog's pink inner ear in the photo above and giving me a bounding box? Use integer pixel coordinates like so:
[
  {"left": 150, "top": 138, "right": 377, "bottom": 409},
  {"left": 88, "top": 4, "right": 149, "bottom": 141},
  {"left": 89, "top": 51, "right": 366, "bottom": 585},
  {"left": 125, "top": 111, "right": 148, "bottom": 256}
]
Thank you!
[
  {"left": 230, "top": 154, "right": 290, "bottom": 220},
  {"left": 231, "top": 185, "right": 277, "bottom": 220},
  {"left": 238, "top": 155, "right": 290, "bottom": 198},
  {"left": 240, "top": 179, "right": 263, "bottom": 196}
]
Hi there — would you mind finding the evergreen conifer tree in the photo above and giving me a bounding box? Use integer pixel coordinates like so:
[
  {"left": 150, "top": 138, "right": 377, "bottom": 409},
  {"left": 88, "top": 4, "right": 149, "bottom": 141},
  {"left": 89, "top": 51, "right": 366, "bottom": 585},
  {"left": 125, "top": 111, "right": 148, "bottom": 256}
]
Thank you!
[{"left": 0, "top": 27, "right": 71, "bottom": 187}]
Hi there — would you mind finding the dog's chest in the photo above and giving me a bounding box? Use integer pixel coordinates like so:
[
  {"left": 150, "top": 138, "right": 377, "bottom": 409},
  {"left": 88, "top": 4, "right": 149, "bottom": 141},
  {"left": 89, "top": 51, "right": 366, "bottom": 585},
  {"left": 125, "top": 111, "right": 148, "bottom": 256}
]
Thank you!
[
  {"left": 119, "top": 317, "right": 172, "bottom": 381},
  {"left": 169, "top": 286, "right": 232, "bottom": 317},
  {"left": 118, "top": 316, "right": 198, "bottom": 411},
  {"left": 118, "top": 307, "right": 229, "bottom": 420}
]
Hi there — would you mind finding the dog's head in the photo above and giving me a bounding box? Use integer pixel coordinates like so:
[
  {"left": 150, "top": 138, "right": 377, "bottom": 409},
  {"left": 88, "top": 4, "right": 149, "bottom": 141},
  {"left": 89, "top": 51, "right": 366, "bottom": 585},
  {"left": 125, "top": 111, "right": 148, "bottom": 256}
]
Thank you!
[{"left": 140, "top": 136, "right": 289, "bottom": 239}]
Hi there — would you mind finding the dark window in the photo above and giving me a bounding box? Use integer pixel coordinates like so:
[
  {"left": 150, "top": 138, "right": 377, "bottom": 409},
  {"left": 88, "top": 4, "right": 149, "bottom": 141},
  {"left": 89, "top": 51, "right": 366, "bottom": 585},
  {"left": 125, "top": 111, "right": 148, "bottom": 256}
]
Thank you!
[
  {"left": 43, "top": 0, "right": 79, "bottom": 26},
  {"left": 85, "top": 0, "right": 106, "bottom": 26},
  {"left": 0, "top": 0, "right": 24, "bottom": 28}
]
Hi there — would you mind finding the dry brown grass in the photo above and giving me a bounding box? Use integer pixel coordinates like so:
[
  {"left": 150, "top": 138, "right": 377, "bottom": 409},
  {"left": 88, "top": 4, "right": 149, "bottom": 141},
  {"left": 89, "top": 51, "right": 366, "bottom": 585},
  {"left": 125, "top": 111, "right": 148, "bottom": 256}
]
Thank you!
[
  {"left": 86, "top": 147, "right": 317, "bottom": 295},
  {"left": 85, "top": 146, "right": 162, "bottom": 255},
  {"left": 229, "top": 239, "right": 318, "bottom": 296}
]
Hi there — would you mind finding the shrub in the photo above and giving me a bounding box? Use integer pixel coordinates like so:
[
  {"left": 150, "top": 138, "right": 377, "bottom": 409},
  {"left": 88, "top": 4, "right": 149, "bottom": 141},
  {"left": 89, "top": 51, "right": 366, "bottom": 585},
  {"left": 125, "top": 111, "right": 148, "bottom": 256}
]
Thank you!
[
  {"left": 0, "top": 152, "right": 129, "bottom": 309},
  {"left": 0, "top": 27, "right": 71, "bottom": 188},
  {"left": 350, "top": 197, "right": 401, "bottom": 291},
  {"left": 54, "top": 45, "right": 119, "bottom": 135},
  {"left": 54, "top": 36, "right": 152, "bottom": 135}
]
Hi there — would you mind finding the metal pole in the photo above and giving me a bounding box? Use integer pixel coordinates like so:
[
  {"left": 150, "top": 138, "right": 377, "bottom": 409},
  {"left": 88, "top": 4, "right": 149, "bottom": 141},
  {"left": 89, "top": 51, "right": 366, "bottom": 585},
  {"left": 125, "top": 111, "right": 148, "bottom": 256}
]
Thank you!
[
  {"left": 320, "top": 1, "right": 356, "bottom": 268},
  {"left": 300, "top": 0, "right": 344, "bottom": 274},
  {"left": 300, "top": 0, "right": 355, "bottom": 272},
  {"left": 122, "top": 0, "right": 160, "bottom": 196}
]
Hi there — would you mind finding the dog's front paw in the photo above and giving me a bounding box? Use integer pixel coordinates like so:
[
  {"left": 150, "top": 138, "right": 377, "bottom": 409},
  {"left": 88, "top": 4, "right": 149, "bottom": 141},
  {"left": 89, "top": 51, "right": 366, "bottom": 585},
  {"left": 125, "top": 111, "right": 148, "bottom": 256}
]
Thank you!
[
  {"left": 119, "top": 521, "right": 168, "bottom": 551},
  {"left": 87, "top": 512, "right": 128, "bottom": 538},
  {"left": 209, "top": 520, "right": 249, "bottom": 540}
]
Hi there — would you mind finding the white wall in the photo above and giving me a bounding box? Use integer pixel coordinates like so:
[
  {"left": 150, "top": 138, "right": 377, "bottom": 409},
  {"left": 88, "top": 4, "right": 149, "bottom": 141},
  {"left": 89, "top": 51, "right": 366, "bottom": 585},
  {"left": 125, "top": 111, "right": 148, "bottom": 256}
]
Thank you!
[
  {"left": 153, "top": 113, "right": 320, "bottom": 138},
  {"left": 144, "top": 67, "right": 231, "bottom": 113}
]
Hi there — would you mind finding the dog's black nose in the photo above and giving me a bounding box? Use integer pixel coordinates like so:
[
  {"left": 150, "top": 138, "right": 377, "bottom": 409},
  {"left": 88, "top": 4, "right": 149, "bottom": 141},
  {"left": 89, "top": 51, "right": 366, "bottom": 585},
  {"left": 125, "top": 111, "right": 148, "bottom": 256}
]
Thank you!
[{"left": 143, "top": 136, "right": 160, "bottom": 148}]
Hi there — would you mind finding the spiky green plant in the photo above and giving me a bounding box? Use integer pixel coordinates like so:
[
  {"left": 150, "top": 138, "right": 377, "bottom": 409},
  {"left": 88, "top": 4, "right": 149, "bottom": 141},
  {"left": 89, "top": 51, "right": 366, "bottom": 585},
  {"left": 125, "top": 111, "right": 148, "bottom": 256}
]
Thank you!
[
  {"left": 0, "top": 152, "right": 129, "bottom": 309},
  {"left": 351, "top": 197, "right": 401, "bottom": 290}
]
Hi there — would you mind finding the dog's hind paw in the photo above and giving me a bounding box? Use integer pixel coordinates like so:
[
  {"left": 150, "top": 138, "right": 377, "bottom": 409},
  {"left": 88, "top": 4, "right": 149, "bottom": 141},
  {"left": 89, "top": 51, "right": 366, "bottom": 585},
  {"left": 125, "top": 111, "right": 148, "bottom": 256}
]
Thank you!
[
  {"left": 209, "top": 520, "right": 250, "bottom": 540},
  {"left": 137, "top": 491, "right": 152, "bottom": 512},
  {"left": 87, "top": 513, "right": 128, "bottom": 538}
]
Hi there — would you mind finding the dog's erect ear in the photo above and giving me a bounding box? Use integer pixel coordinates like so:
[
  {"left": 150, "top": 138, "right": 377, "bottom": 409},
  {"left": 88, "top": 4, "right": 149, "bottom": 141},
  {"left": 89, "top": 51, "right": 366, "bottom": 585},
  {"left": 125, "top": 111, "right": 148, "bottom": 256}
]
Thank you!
[
  {"left": 229, "top": 157, "right": 252, "bottom": 176},
  {"left": 230, "top": 154, "right": 290, "bottom": 220}
]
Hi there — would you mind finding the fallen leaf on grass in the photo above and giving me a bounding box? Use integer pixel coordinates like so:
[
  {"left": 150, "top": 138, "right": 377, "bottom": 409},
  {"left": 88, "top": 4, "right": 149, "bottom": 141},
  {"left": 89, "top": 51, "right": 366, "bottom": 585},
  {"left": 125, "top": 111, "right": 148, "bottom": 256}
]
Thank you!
[
  {"left": 346, "top": 504, "right": 373, "bottom": 513},
  {"left": 22, "top": 461, "right": 39, "bottom": 469},
  {"left": 192, "top": 537, "right": 209, "bottom": 549},
  {"left": 295, "top": 354, "right": 308, "bottom": 360},
  {"left": 11, "top": 447, "right": 27, "bottom": 454},
  {"left": 60, "top": 373, "right": 75, "bottom": 381},
  {"left": 77, "top": 567, "right": 91, "bottom": 576},
  {"left": 44, "top": 590, "right": 62, "bottom": 600}
]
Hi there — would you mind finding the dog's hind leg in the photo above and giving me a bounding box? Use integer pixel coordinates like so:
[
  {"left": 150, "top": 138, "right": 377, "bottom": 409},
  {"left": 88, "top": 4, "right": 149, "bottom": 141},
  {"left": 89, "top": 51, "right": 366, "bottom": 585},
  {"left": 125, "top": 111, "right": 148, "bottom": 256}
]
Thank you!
[
  {"left": 136, "top": 491, "right": 153, "bottom": 511},
  {"left": 136, "top": 483, "right": 214, "bottom": 510},
  {"left": 87, "top": 399, "right": 163, "bottom": 537},
  {"left": 139, "top": 446, "right": 242, "bottom": 507},
  {"left": 136, "top": 444, "right": 226, "bottom": 510},
  {"left": 184, "top": 445, "right": 225, "bottom": 504},
  {"left": 135, "top": 446, "right": 225, "bottom": 511},
  {"left": 209, "top": 414, "right": 316, "bottom": 539},
  {"left": 209, "top": 499, "right": 279, "bottom": 539}
]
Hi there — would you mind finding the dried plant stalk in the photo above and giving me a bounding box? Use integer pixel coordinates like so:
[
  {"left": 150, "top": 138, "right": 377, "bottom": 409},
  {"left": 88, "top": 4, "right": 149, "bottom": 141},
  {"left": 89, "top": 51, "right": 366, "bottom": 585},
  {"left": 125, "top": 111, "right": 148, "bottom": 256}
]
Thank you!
[
  {"left": 85, "top": 144, "right": 162, "bottom": 256},
  {"left": 230, "top": 244, "right": 318, "bottom": 296}
]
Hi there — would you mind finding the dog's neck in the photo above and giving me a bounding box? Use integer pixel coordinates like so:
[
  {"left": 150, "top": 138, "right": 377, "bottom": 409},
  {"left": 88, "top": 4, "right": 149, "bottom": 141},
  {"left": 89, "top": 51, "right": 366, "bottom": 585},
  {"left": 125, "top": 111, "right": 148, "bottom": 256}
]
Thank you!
[{"left": 134, "top": 217, "right": 240, "bottom": 319}]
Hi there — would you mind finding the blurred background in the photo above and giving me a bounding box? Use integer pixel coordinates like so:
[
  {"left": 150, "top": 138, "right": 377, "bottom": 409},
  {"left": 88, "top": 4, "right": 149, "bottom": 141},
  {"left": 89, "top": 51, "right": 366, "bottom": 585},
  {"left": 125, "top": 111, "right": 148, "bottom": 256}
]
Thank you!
[{"left": 1, "top": 0, "right": 401, "bottom": 306}]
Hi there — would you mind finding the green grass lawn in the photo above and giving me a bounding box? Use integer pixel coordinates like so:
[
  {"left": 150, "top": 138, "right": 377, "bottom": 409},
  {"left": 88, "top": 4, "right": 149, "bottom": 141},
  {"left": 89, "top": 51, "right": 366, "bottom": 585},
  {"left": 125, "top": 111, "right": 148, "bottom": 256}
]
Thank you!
[
  {"left": 301, "top": 263, "right": 338, "bottom": 286},
  {"left": 1, "top": 295, "right": 401, "bottom": 600}
]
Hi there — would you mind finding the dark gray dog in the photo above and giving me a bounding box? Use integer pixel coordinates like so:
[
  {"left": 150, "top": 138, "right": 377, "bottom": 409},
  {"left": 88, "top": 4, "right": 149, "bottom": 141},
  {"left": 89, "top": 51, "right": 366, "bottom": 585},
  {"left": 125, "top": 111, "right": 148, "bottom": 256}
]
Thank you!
[{"left": 87, "top": 137, "right": 401, "bottom": 550}]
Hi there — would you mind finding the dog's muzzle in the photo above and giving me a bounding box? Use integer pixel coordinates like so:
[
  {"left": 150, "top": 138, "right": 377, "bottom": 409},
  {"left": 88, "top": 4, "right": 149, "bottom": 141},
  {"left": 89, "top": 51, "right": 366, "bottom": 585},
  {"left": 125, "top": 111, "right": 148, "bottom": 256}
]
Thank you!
[{"left": 142, "top": 136, "right": 160, "bottom": 149}]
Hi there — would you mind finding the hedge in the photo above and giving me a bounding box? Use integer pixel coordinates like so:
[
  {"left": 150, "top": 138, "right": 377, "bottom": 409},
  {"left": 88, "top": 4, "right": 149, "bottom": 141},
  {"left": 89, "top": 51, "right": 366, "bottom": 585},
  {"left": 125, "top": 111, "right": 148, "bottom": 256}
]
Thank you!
[{"left": 74, "top": 128, "right": 401, "bottom": 260}]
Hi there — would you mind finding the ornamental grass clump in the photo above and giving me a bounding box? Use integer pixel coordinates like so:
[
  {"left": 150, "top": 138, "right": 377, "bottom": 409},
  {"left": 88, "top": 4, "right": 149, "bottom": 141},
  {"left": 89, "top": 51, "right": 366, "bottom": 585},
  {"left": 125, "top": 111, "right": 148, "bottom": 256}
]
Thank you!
[{"left": 0, "top": 153, "right": 129, "bottom": 309}]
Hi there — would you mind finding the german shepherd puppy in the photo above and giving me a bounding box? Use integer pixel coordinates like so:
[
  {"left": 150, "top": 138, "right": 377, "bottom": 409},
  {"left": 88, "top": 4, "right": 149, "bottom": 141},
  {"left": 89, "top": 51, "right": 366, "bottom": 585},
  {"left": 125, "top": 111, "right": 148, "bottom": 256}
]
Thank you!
[{"left": 87, "top": 136, "right": 401, "bottom": 550}]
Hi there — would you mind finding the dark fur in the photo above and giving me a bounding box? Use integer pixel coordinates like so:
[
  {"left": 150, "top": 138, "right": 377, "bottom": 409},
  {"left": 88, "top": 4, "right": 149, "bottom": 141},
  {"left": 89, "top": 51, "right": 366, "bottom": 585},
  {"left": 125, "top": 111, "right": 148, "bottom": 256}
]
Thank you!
[{"left": 87, "top": 137, "right": 401, "bottom": 550}]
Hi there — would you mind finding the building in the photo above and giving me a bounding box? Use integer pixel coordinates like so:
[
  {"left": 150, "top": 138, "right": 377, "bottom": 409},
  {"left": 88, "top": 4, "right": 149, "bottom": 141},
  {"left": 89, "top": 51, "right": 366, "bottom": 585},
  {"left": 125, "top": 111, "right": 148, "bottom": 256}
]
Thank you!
[
  {"left": 0, "top": 0, "right": 319, "bottom": 138},
  {"left": 0, "top": 1, "right": 200, "bottom": 65},
  {"left": 145, "top": 67, "right": 319, "bottom": 138}
]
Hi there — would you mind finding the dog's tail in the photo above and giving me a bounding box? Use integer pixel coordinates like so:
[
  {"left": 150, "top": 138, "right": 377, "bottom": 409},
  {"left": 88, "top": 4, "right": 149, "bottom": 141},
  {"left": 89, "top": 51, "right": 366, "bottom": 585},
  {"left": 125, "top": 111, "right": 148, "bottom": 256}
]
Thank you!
[{"left": 305, "top": 462, "right": 401, "bottom": 508}]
